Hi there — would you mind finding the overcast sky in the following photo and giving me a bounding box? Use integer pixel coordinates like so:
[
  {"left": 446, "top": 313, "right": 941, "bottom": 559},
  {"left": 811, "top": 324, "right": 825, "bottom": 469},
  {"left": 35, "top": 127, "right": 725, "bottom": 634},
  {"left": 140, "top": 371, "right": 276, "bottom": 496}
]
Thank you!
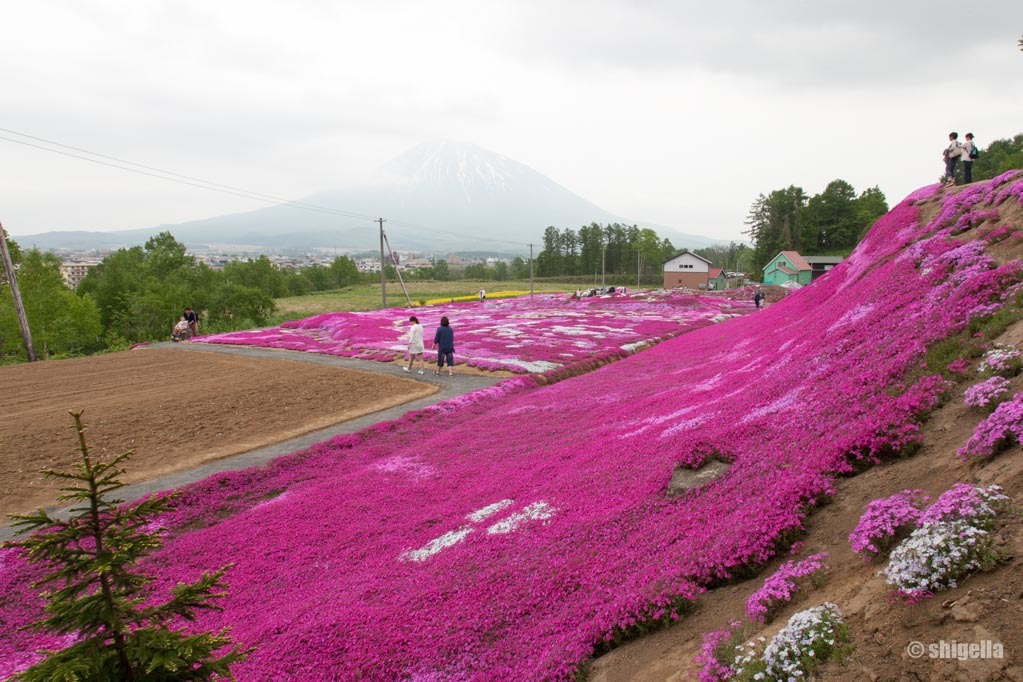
[{"left": 2, "top": 0, "right": 1021, "bottom": 244}]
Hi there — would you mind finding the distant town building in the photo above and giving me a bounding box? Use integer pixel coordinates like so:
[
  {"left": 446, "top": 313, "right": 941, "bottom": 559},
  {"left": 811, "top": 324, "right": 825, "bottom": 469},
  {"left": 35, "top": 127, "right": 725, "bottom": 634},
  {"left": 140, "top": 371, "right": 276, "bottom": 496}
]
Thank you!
[
  {"left": 663, "top": 251, "right": 713, "bottom": 289},
  {"left": 59, "top": 261, "right": 99, "bottom": 289},
  {"left": 761, "top": 251, "right": 843, "bottom": 285}
]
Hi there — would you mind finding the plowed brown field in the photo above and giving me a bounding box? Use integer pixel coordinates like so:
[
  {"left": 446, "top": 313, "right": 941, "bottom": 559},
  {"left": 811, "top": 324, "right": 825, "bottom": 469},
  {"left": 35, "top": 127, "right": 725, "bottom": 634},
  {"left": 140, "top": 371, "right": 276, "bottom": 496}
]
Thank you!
[{"left": 0, "top": 348, "right": 435, "bottom": 518}]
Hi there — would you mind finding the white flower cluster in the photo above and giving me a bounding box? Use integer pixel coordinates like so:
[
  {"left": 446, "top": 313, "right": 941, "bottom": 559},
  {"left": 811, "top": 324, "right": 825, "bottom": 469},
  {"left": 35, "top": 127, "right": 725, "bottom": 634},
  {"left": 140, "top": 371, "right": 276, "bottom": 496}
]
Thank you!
[
  {"left": 882, "top": 521, "right": 991, "bottom": 595},
  {"left": 726, "top": 603, "right": 847, "bottom": 681},
  {"left": 760, "top": 603, "right": 846, "bottom": 680},
  {"left": 978, "top": 344, "right": 1022, "bottom": 375},
  {"left": 882, "top": 484, "right": 1007, "bottom": 597}
]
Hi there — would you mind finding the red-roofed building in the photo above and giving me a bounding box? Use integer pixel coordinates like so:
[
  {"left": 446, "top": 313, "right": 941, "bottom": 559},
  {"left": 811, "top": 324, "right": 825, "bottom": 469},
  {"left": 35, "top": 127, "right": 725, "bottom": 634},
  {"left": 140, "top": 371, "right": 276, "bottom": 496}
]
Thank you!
[{"left": 762, "top": 251, "right": 843, "bottom": 285}]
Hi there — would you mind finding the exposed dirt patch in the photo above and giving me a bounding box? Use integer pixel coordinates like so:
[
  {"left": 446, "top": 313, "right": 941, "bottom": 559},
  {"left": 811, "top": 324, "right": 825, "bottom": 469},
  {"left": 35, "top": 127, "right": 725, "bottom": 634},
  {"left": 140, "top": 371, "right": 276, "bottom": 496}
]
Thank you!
[
  {"left": 587, "top": 320, "right": 1023, "bottom": 681},
  {"left": 0, "top": 348, "right": 435, "bottom": 519},
  {"left": 667, "top": 460, "right": 732, "bottom": 497}
]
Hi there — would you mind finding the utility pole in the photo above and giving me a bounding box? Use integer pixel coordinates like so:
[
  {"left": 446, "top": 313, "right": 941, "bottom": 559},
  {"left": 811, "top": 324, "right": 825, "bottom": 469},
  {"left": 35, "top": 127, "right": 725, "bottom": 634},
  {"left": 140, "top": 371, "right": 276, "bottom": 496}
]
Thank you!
[
  {"left": 601, "top": 246, "right": 606, "bottom": 287},
  {"left": 637, "top": 250, "right": 641, "bottom": 289},
  {"left": 378, "top": 218, "right": 386, "bottom": 308},
  {"left": 528, "top": 243, "right": 534, "bottom": 299},
  {"left": 0, "top": 221, "right": 36, "bottom": 361}
]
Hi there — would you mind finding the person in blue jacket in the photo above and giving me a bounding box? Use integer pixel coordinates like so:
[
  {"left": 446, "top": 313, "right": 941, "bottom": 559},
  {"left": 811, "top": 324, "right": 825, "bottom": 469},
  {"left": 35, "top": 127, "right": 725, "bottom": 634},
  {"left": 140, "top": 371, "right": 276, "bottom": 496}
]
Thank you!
[{"left": 432, "top": 316, "right": 455, "bottom": 376}]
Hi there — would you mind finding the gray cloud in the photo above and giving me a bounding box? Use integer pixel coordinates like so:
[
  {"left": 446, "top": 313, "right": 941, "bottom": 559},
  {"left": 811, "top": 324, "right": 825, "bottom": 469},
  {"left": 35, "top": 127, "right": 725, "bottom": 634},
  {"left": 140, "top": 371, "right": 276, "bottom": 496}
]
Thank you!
[{"left": 497, "top": 0, "right": 1022, "bottom": 87}]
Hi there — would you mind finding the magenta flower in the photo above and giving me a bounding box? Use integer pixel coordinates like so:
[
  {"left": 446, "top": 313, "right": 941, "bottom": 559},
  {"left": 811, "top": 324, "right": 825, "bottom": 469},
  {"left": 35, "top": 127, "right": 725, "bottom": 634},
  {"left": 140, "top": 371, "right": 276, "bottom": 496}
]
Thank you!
[{"left": 2, "top": 171, "right": 1023, "bottom": 679}]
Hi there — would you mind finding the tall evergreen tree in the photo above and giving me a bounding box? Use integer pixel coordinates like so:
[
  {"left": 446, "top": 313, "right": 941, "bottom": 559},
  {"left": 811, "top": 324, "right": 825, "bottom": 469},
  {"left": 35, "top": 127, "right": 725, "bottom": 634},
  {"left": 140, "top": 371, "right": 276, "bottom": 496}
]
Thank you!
[{"left": 7, "top": 412, "right": 250, "bottom": 681}]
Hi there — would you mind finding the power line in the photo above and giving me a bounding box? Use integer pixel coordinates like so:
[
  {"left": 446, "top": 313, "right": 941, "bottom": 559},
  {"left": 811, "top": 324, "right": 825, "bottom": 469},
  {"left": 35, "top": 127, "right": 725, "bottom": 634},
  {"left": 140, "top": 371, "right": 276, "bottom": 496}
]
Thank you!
[{"left": 0, "top": 127, "right": 532, "bottom": 248}]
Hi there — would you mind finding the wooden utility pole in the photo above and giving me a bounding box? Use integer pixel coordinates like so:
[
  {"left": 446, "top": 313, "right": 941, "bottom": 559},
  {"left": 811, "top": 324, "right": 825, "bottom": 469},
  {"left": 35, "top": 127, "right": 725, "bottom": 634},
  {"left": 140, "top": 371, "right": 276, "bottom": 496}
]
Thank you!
[
  {"left": 528, "top": 243, "right": 534, "bottom": 299},
  {"left": 378, "top": 218, "right": 386, "bottom": 307},
  {"left": 0, "top": 220, "right": 37, "bottom": 361}
]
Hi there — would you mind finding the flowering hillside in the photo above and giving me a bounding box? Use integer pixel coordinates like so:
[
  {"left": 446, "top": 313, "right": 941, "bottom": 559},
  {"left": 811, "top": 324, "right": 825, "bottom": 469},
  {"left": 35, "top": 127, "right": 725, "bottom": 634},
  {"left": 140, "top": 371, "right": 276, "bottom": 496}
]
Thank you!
[
  {"left": 2, "top": 172, "right": 1023, "bottom": 680},
  {"left": 197, "top": 291, "right": 748, "bottom": 373}
]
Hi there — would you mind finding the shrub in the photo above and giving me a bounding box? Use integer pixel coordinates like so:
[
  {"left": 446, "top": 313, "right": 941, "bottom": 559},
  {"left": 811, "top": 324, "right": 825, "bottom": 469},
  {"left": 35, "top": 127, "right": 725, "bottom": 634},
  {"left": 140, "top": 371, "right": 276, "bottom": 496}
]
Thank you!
[
  {"left": 958, "top": 393, "right": 1023, "bottom": 460},
  {"left": 882, "top": 484, "right": 1008, "bottom": 599},
  {"left": 977, "top": 343, "right": 1022, "bottom": 377},
  {"left": 963, "top": 376, "right": 1011, "bottom": 409},
  {"left": 848, "top": 490, "right": 930, "bottom": 559},
  {"left": 720, "top": 603, "right": 851, "bottom": 681},
  {"left": 4, "top": 412, "right": 249, "bottom": 681},
  {"left": 745, "top": 553, "right": 829, "bottom": 622},
  {"left": 759, "top": 603, "right": 850, "bottom": 681}
]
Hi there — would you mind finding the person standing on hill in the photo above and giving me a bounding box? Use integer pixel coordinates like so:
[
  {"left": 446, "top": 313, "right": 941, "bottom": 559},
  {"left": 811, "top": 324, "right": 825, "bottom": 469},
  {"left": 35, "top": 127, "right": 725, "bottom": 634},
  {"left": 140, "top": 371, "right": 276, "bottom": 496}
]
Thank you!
[
  {"left": 942, "top": 131, "right": 962, "bottom": 187},
  {"left": 403, "top": 315, "right": 425, "bottom": 374},
  {"left": 432, "top": 316, "right": 455, "bottom": 376},
  {"left": 961, "top": 133, "right": 977, "bottom": 184},
  {"left": 479, "top": 288, "right": 486, "bottom": 303}
]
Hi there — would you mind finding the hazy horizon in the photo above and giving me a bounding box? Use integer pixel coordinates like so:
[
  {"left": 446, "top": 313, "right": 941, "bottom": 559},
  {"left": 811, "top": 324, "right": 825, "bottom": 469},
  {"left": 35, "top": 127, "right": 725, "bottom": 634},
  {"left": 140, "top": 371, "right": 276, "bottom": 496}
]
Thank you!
[{"left": 2, "top": 1, "right": 1021, "bottom": 240}]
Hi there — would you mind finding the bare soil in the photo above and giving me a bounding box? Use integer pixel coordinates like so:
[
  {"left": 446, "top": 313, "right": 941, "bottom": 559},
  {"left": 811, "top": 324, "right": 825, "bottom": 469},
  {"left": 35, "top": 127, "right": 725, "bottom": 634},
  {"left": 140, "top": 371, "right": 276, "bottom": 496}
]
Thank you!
[
  {"left": 0, "top": 347, "right": 435, "bottom": 519},
  {"left": 588, "top": 199, "right": 1023, "bottom": 682}
]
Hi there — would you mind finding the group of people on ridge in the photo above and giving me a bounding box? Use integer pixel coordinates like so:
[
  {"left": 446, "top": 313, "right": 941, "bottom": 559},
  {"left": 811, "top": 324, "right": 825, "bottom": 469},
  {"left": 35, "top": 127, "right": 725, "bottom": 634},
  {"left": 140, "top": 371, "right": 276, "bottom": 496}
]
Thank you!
[
  {"left": 942, "top": 131, "right": 979, "bottom": 187},
  {"left": 403, "top": 315, "right": 456, "bottom": 376}
]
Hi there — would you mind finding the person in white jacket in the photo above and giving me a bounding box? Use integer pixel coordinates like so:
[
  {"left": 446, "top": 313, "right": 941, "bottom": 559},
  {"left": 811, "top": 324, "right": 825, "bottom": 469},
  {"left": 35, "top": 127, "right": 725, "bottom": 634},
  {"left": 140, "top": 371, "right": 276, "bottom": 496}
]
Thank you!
[
  {"left": 403, "top": 315, "right": 425, "bottom": 374},
  {"left": 943, "top": 131, "right": 962, "bottom": 186},
  {"left": 961, "top": 133, "right": 976, "bottom": 184}
]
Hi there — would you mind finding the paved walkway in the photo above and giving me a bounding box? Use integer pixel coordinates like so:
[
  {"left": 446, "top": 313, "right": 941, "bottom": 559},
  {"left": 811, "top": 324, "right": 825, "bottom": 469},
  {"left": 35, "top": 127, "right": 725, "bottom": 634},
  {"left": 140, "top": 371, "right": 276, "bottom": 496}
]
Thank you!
[{"left": 0, "top": 342, "right": 505, "bottom": 540}]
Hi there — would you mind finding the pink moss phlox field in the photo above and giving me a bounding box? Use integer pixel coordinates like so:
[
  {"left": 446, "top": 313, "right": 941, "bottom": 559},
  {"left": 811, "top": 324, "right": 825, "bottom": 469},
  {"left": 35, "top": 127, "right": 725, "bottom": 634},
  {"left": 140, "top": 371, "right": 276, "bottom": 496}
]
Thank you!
[
  {"left": 4, "top": 174, "right": 1023, "bottom": 679},
  {"left": 196, "top": 291, "right": 748, "bottom": 374},
  {"left": 958, "top": 391, "right": 1023, "bottom": 460},
  {"left": 745, "top": 553, "right": 828, "bottom": 622},
  {"left": 848, "top": 490, "right": 930, "bottom": 558}
]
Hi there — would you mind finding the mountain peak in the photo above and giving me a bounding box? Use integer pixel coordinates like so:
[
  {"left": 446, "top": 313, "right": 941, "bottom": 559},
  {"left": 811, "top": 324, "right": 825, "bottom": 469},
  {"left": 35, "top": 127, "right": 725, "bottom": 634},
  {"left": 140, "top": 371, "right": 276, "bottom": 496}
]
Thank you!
[{"left": 374, "top": 140, "right": 533, "bottom": 193}]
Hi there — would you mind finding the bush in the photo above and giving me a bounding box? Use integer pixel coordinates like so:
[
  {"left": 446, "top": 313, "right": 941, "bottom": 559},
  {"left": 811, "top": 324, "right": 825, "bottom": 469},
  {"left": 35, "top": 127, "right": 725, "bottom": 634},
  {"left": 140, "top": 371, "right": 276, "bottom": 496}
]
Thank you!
[{"left": 4, "top": 412, "right": 250, "bottom": 680}]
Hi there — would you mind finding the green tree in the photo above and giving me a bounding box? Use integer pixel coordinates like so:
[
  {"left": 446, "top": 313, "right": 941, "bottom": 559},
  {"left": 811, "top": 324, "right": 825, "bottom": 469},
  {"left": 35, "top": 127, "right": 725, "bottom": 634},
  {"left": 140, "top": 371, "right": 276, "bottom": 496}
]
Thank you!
[
  {"left": 207, "top": 282, "right": 275, "bottom": 329},
  {"left": 223, "top": 256, "right": 287, "bottom": 298},
  {"left": 0, "top": 250, "right": 102, "bottom": 360},
  {"left": 329, "top": 256, "right": 360, "bottom": 288},
  {"left": 143, "top": 232, "right": 193, "bottom": 281},
  {"left": 78, "top": 246, "right": 147, "bottom": 330},
  {"left": 632, "top": 228, "right": 663, "bottom": 283},
  {"left": 1, "top": 227, "right": 22, "bottom": 285},
  {"left": 6, "top": 412, "right": 250, "bottom": 681},
  {"left": 854, "top": 186, "right": 889, "bottom": 240},
  {"left": 578, "top": 223, "right": 604, "bottom": 278},
  {"left": 78, "top": 233, "right": 204, "bottom": 342},
  {"left": 432, "top": 259, "right": 450, "bottom": 281},
  {"left": 463, "top": 263, "right": 493, "bottom": 280},
  {"left": 493, "top": 261, "right": 509, "bottom": 281},
  {"left": 746, "top": 187, "right": 807, "bottom": 273},
  {"left": 537, "top": 226, "right": 562, "bottom": 277},
  {"left": 803, "top": 179, "right": 857, "bottom": 250},
  {"left": 972, "top": 133, "right": 1023, "bottom": 182},
  {"left": 509, "top": 256, "right": 529, "bottom": 279}
]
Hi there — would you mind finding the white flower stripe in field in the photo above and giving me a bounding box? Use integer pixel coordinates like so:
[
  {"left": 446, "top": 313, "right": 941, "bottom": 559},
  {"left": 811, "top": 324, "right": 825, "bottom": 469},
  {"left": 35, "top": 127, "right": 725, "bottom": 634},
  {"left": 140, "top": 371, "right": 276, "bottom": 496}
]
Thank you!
[
  {"left": 486, "top": 502, "right": 556, "bottom": 535},
  {"left": 466, "top": 499, "right": 514, "bottom": 522},
  {"left": 401, "top": 500, "right": 555, "bottom": 562},
  {"left": 402, "top": 527, "right": 474, "bottom": 563}
]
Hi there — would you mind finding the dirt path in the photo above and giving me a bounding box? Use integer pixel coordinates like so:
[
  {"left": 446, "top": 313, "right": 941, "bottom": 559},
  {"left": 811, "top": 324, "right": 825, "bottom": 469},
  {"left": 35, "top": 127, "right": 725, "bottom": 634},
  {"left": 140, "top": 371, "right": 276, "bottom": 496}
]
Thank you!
[{"left": 0, "top": 347, "right": 436, "bottom": 519}]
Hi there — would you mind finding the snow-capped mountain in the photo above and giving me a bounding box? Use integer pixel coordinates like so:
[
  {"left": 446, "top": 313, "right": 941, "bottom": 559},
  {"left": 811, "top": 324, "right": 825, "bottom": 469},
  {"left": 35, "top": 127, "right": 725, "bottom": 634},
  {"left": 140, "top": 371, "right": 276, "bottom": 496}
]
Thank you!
[{"left": 17, "top": 141, "right": 722, "bottom": 254}]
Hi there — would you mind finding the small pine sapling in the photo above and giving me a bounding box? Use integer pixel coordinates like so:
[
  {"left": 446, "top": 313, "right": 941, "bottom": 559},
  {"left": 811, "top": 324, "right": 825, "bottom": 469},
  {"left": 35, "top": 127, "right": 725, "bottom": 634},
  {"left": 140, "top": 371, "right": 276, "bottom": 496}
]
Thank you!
[{"left": 5, "top": 411, "right": 250, "bottom": 681}]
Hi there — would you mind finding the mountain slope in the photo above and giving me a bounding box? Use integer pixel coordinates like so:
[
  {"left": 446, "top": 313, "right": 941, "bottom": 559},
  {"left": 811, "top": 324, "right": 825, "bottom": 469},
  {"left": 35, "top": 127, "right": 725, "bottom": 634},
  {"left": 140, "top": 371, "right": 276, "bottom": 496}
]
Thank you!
[{"left": 16, "top": 141, "right": 721, "bottom": 254}]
